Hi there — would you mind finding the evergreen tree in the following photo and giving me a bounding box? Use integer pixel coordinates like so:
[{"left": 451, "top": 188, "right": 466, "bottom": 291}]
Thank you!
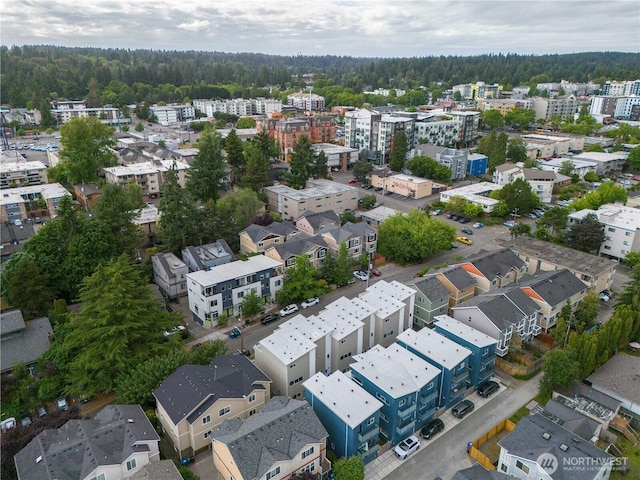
[
  {"left": 352, "top": 158, "right": 373, "bottom": 183},
  {"left": 241, "top": 141, "right": 270, "bottom": 192},
  {"left": 4, "top": 257, "right": 54, "bottom": 319},
  {"left": 388, "top": 131, "right": 408, "bottom": 172},
  {"left": 225, "top": 129, "right": 245, "bottom": 183},
  {"left": 158, "top": 166, "right": 200, "bottom": 254},
  {"left": 312, "top": 150, "right": 329, "bottom": 178},
  {"left": 567, "top": 213, "right": 605, "bottom": 253},
  {"left": 253, "top": 130, "right": 279, "bottom": 163},
  {"left": 288, "top": 134, "right": 315, "bottom": 189},
  {"left": 187, "top": 130, "right": 227, "bottom": 203}
]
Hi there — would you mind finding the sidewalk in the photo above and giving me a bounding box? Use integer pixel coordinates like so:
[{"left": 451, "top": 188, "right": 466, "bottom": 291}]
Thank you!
[{"left": 365, "top": 377, "right": 509, "bottom": 480}]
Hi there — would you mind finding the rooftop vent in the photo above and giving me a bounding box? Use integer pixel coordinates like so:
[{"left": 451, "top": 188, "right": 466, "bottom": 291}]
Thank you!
[
  {"left": 542, "top": 432, "right": 551, "bottom": 440},
  {"left": 560, "top": 444, "right": 568, "bottom": 451}
]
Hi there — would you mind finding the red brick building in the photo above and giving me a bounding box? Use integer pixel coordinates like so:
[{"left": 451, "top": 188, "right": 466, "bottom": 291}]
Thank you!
[{"left": 258, "top": 115, "right": 336, "bottom": 162}]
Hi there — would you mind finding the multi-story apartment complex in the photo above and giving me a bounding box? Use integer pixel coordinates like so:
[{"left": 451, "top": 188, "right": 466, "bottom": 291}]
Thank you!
[
  {"left": 265, "top": 179, "right": 358, "bottom": 219},
  {"left": 571, "top": 152, "right": 626, "bottom": 176},
  {"left": 600, "top": 80, "right": 640, "bottom": 96},
  {"left": 287, "top": 92, "right": 326, "bottom": 111},
  {"left": 150, "top": 103, "right": 195, "bottom": 125},
  {"left": 311, "top": 143, "right": 359, "bottom": 171},
  {"left": 452, "top": 82, "right": 502, "bottom": 101},
  {"left": 492, "top": 163, "right": 555, "bottom": 204},
  {"left": 193, "top": 97, "right": 283, "bottom": 117},
  {"left": 477, "top": 98, "right": 533, "bottom": 115},
  {"left": 0, "top": 161, "right": 48, "bottom": 188},
  {"left": 185, "top": 256, "right": 284, "bottom": 326},
  {"left": 568, "top": 204, "right": 640, "bottom": 261},
  {"left": 258, "top": 115, "right": 335, "bottom": 161},
  {"left": 103, "top": 160, "right": 189, "bottom": 199},
  {"left": 49, "top": 100, "right": 129, "bottom": 126},
  {"left": 531, "top": 95, "right": 579, "bottom": 120},
  {"left": 0, "top": 183, "right": 70, "bottom": 222}
]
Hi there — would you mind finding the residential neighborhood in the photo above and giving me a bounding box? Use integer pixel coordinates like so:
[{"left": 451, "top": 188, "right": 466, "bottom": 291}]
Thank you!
[{"left": 2, "top": 33, "right": 640, "bottom": 480}]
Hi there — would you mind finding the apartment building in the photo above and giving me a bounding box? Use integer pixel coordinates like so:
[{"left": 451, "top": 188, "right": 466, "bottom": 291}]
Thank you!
[
  {"left": 315, "top": 308, "right": 365, "bottom": 374},
  {"left": 152, "top": 253, "right": 188, "bottom": 301},
  {"left": 571, "top": 152, "right": 626, "bottom": 176},
  {"left": 311, "top": 143, "right": 359, "bottom": 171},
  {"left": 453, "top": 82, "right": 503, "bottom": 101},
  {"left": 193, "top": 98, "right": 283, "bottom": 117},
  {"left": 49, "top": 100, "right": 128, "bottom": 126},
  {"left": 321, "top": 221, "right": 378, "bottom": 258},
  {"left": 322, "top": 296, "right": 378, "bottom": 353},
  {"left": 408, "top": 276, "right": 451, "bottom": 327},
  {"left": 365, "top": 280, "right": 416, "bottom": 331},
  {"left": 531, "top": 95, "right": 579, "bottom": 120},
  {"left": 439, "top": 182, "right": 502, "bottom": 213},
  {"left": 304, "top": 371, "right": 382, "bottom": 465},
  {"left": 568, "top": 204, "right": 640, "bottom": 261},
  {"left": 287, "top": 92, "right": 326, "bottom": 111},
  {"left": 265, "top": 179, "right": 358, "bottom": 219},
  {"left": 0, "top": 183, "right": 70, "bottom": 222},
  {"left": 358, "top": 290, "right": 407, "bottom": 348},
  {"left": 477, "top": 98, "right": 533, "bottom": 115},
  {"left": 0, "top": 161, "right": 48, "bottom": 188},
  {"left": 278, "top": 314, "right": 335, "bottom": 376},
  {"left": 265, "top": 235, "right": 330, "bottom": 269},
  {"left": 181, "top": 240, "right": 235, "bottom": 272},
  {"left": 258, "top": 115, "right": 336, "bottom": 161},
  {"left": 186, "top": 256, "right": 284, "bottom": 326},
  {"left": 539, "top": 157, "right": 598, "bottom": 179},
  {"left": 601, "top": 80, "right": 640, "bottom": 96},
  {"left": 150, "top": 103, "right": 195, "bottom": 125},
  {"left": 103, "top": 160, "right": 189, "bottom": 198},
  {"left": 457, "top": 248, "right": 527, "bottom": 295},
  {"left": 370, "top": 172, "right": 434, "bottom": 199},
  {"left": 239, "top": 221, "right": 299, "bottom": 254}
]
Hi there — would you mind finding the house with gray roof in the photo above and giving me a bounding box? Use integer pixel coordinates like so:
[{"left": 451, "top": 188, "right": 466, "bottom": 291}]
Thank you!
[
  {"left": 304, "top": 371, "right": 382, "bottom": 464},
  {"left": 153, "top": 354, "right": 271, "bottom": 458},
  {"left": 458, "top": 248, "right": 527, "bottom": 294},
  {"left": 239, "top": 222, "right": 299, "bottom": 254},
  {"left": 407, "top": 276, "right": 450, "bottom": 327},
  {"left": 501, "top": 237, "right": 616, "bottom": 294},
  {"left": 432, "top": 266, "right": 477, "bottom": 308},
  {"left": 587, "top": 353, "right": 640, "bottom": 416},
  {"left": 210, "top": 397, "right": 330, "bottom": 480},
  {"left": 350, "top": 343, "right": 442, "bottom": 445},
  {"left": 518, "top": 269, "right": 589, "bottom": 332},
  {"left": 0, "top": 310, "right": 52, "bottom": 375},
  {"left": 14, "top": 405, "right": 159, "bottom": 480},
  {"left": 265, "top": 234, "right": 329, "bottom": 269},
  {"left": 181, "top": 239, "right": 235, "bottom": 272},
  {"left": 498, "top": 413, "right": 614, "bottom": 480},
  {"left": 152, "top": 252, "right": 188, "bottom": 301},
  {"left": 540, "top": 399, "right": 602, "bottom": 442},
  {"left": 294, "top": 210, "right": 340, "bottom": 236},
  {"left": 321, "top": 221, "right": 378, "bottom": 258},
  {"left": 130, "top": 460, "right": 183, "bottom": 480},
  {"left": 451, "top": 287, "right": 541, "bottom": 356}
]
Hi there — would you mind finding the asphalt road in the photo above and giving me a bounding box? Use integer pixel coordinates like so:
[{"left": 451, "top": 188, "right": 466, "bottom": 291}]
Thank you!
[{"left": 385, "top": 373, "right": 543, "bottom": 480}]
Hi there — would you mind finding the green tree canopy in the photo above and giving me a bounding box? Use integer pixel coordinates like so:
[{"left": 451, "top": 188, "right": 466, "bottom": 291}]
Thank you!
[
  {"left": 505, "top": 108, "right": 536, "bottom": 131},
  {"left": 158, "top": 166, "right": 200, "bottom": 254},
  {"left": 58, "top": 117, "right": 117, "bottom": 184},
  {"left": 572, "top": 291, "right": 600, "bottom": 333},
  {"left": 241, "top": 141, "right": 271, "bottom": 192},
  {"left": 481, "top": 110, "right": 505, "bottom": 129},
  {"left": 540, "top": 347, "right": 580, "bottom": 396},
  {"left": 276, "top": 256, "right": 329, "bottom": 305},
  {"left": 333, "top": 456, "right": 365, "bottom": 480},
  {"left": 567, "top": 212, "right": 605, "bottom": 253},
  {"left": 627, "top": 145, "right": 640, "bottom": 170},
  {"left": 56, "top": 255, "right": 180, "bottom": 396},
  {"left": 236, "top": 117, "right": 257, "bottom": 129},
  {"left": 506, "top": 137, "right": 528, "bottom": 163},
  {"left": 187, "top": 130, "right": 228, "bottom": 203},
  {"left": 288, "top": 134, "right": 315, "bottom": 189},
  {"left": 405, "top": 155, "right": 452, "bottom": 182},
  {"left": 490, "top": 178, "right": 539, "bottom": 214},
  {"left": 477, "top": 130, "right": 508, "bottom": 172},
  {"left": 584, "top": 143, "right": 605, "bottom": 153},
  {"left": 570, "top": 182, "right": 627, "bottom": 211},
  {"left": 388, "top": 131, "right": 408, "bottom": 172},
  {"left": 352, "top": 159, "right": 373, "bottom": 183},
  {"left": 377, "top": 210, "right": 456, "bottom": 264},
  {"left": 225, "top": 129, "right": 246, "bottom": 183},
  {"left": 3, "top": 257, "right": 53, "bottom": 319},
  {"left": 312, "top": 150, "right": 329, "bottom": 179}
]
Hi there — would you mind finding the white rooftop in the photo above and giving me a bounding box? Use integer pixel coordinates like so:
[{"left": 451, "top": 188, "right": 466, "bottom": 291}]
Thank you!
[
  {"left": 303, "top": 371, "right": 382, "bottom": 429},
  {"left": 279, "top": 314, "right": 334, "bottom": 344},
  {"left": 440, "top": 181, "right": 502, "bottom": 196},
  {"left": 360, "top": 205, "right": 402, "bottom": 223},
  {"left": 573, "top": 152, "right": 627, "bottom": 163},
  {"left": 358, "top": 291, "right": 405, "bottom": 319},
  {"left": 315, "top": 309, "right": 364, "bottom": 341},
  {"left": 133, "top": 205, "right": 160, "bottom": 225},
  {"left": 569, "top": 203, "right": 640, "bottom": 231},
  {"left": 367, "top": 280, "right": 415, "bottom": 303},
  {"left": 434, "top": 315, "right": 497, "bottom": 348},
  {"left": 0, "top": 183, "right": 70, "bottom": 204},
  {"left": 187, "top": 256, "right": 283, "bottom": 287},
  {"left": 0, "top": 161, "right": 48, "bottom": 173},
  {"left": 351, "top": 344, "right": 440, "bottom": 398},
  {"left": 323, "top": 296, "right": 377, "bottom": 323},
  {"left": 104, "top": 160, "right": 189, "bottom": 177},
  {"left": 257, "top": 328, "right": 316, "bottom": 365},
  {"left": 389, "top": 173, "right": 431, "bottom": 184},
  {"left": 266, "top": 180, "right": 357, "bottom": 201},
  {"left": 397, "top": 328, "right": 472, "bottom": 370}
]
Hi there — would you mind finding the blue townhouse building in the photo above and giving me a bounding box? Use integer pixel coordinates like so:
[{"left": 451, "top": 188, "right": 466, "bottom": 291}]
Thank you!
[
  {"left": 304, "top": 371, "right": 382, "bottom": 464},
  {"left": 397, "top": 328, "right": 472, "bottom": 409},
  {"left": 433, "top": 314, "right": 497, "bottom": 388},
  {"left": 466, "top": 153, "right": 488, "bottom": 177},
  {"left": 350, "top": 343, "right": 441, "bottom": 446}
]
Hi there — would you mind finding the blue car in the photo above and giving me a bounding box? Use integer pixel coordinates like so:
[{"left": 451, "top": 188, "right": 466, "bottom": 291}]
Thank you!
[{"left": 228, "top": 327, "right": 242, "bottom": 338}]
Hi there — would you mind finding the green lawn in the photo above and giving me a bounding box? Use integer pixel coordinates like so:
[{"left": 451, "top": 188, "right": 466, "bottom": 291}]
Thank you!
[{"left": 610, "top": 435, "right": 640, "bottom": 479}]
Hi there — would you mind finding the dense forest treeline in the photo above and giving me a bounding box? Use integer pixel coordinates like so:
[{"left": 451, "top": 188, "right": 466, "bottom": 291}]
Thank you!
[{"left": 2, "top": 45, "right": 639, "bottom": 109}]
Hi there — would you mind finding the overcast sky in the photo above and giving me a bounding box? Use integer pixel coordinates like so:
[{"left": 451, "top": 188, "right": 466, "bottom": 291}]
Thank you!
[{"left": 2, "top": 0, "right": 638, "bottom": 58}]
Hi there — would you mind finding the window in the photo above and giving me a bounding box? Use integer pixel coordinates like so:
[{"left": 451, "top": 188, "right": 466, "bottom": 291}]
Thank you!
[
  {"left": 249, "top": 393, "right": 256, "bottom": 402},
  {"left": 266, "top": 466, "right": 281, "bottom": 480},
  {"left": 383, "top": 331, "right": 394, "bottom": 338},
  {"left": 126, "top": 459, "right": 137, "bottom": 471},
  {"left": 368, "top": 417, "right": 375, "bottom": 425},
  {"left": 515, "top": 460, "right": 529, "bottom": 474},
  {"left": 204, "top": 430, "right": 212, "bottom": 439},
  {"left": 249, "top": 409, "right": 257, "bottom": 416},
  {"left": 302, "top": 446, "right": 315, "bottom": 459},
  {"left": 399, "top": 399, "right": 406, "bottom": 407},
  {"left": 626, "top": 231, "right": 632, "bottom": 236},
  {"left": 219, "top": 406, "right": 231, "bottom": 416},
  {"left": 89, "top": 475, "right": 106, "bottom": 480},
  {"left": 376, "top": 392, "right": 389, "bottom": 405},
  {"left": 608, "top": 227, "right": 615, "bottom": 232},
  {"left": 500, "top": 463, "right": 507, "bottom": 472},
  {"left": 289, "top": 363, "right": 297, "bottom": 369},
  {"left": 384, "top": 318, "right": 390, "bottom": 323},
  {"left": 210, "top": 300, "right": 218, "bottom": 307},
  {"left": 202, "top": 415, "right": 211, "bottom": 424},
  {"left": 379, "top": 412, "right": 388, "bottom": 422}
]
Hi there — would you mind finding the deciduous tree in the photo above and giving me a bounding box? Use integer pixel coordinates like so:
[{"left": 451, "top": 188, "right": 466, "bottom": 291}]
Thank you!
[
  {"left": 567, "top": 213, "right": 604, "bottom": 253},
  {"left": 540, "top": 348, "right": 580, "bottom": 396},
  {"left": 481, "top": 110, "right": 505, "bottom": 129},
  {"left": 405, "top": 155, "right": 452, "bottom": 182},
  {"left": 276, "top": 256, "right": 328, "bottom": 305},
  {"left": 333, "top": 456, "right": 365, "bottom": 480},
  {"left": 352, "top": 159, "right": 373, "bottom": 183},
  {"left": 506, "top": 137, "right": 528, "bottom": 163}
]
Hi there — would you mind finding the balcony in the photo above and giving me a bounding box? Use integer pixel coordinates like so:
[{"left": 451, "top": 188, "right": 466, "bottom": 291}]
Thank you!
[
  {"left": 397, "top": 402, "right": 417, "bottom": 418},
  {"left": 531, "top": 324, "right": 542, "bottom": 336},
  {"left": 452, "top": 368, "right": 468, "bottom": 381},
  {"left": 496, "top": 344, "right": 509, "bottom": 357},
  {"left": 358, "top": 426, "right": 379, "bottom": 444},
  {"left": 419, "top": 391, "right": 438, "bottom": 405},
  {"left": 358, "top": 442, "right": 379, "bottom": 458},
  {"left": 395, "top": 420, "right": 415, "bottom": 437}
]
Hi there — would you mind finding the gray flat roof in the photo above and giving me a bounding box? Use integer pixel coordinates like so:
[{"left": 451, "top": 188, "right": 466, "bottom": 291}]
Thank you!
[
  {"left": 186, "top": 255, "right": 282, "bottom": 286},
  {"left": 351, "top": 343, "right": 440, "bottom": 398},
  {"left": 434, "top": 315, "right": 497, "bottom": 348},
  {"left": 396, "top": 328, "right": 472, "bottom": 369},
  {"left": 303, "top": 371, "right": 382, "bottom": 429},
  {"left": 315, "top": 309, "right": 364, "bottom": 340}
]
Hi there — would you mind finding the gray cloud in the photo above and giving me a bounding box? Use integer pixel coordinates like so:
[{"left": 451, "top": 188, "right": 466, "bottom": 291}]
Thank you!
[{"left": 2, "top": 0, "right": 638, "bottom": 57}]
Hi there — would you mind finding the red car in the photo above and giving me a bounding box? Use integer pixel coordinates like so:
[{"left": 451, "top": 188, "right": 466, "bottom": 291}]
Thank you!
[
  {"left": 348, "top": 179, "right": 358, "bottom": 184},
  {"left": 370, "top": 268, "right": 381, "bottom": 276}
]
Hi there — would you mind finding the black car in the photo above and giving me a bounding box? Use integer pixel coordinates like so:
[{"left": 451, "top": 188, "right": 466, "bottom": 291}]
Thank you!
[
  {"left": 461, "top": 227, "right": 473, "bottom": 235},
  {"left": 261, "top": 313, "right": 280, "bottom": 325},
  {"left": 477, "top": 380, "right": 500, "bottom": 398},
  {"left": 458, "top": 217, "right": 471, "bottom": 224},
  {"left": 452, "top": 399, "right": 475, "bottom": 418},
  {"left": 420, "top": 418, "right": 445, "bottom": 440},
  {"left": 450, "top": 215, "right": 459, "bottom": 221}
]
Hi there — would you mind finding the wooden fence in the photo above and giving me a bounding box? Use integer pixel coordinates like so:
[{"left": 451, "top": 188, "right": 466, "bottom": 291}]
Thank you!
[{"left": 467, "top": 418, "right": 516, "bottom": 470}]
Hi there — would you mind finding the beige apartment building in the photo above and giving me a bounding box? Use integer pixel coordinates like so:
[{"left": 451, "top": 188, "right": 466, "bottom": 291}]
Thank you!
[{"left": 265, "top": 179, "right": 358, "bottom": 219}]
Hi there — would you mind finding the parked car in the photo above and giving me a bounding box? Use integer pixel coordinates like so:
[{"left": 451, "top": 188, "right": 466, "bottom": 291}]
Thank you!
[
  {"left": 449, "top": 242, "right": 459, "bottom": 249},
  {"left": 432, "top": 209, "right": 442, "bottom": 215},
  {"left": 279, "top": 304, "right": 299, "bottom": 316},
  {"left": 599, "top": 292, "right": 610, "bottom": 303},
  {"left": 374, "top": 186, "right": 384, "bottom": 192},
  {"left": 503, "top": 221, "right": 517, "bottom": 228},
  {"left": 452, "top": 399, "right": 475, "bottom": 418},
  {"left": 446, "top": 213, "right": 454, "bottom": 219},
  {"left": 602, "top": 289, "right": 615, "bottom": 299},
  {"left": 261, "top": 313, "right": 280, "bottom": 325},
  {"left": 461, "top": 227, "right": 473, "bottom": 235},
  {"left": 394, "top": 435, "right": 421, "bottom": 459},
  {"left": 56, "top": 396, "right": 69, "bottom": 412},
  {"left": 457, "top": 236, "right": 473, "bottom": 245},
  {"left": 477, "top": 380, "right": 500, "bottom": 398},
  {"left": 36, "top": 404, "right": 47, "bottom": 418},
  {"left": 163, "top": 325, "right": 186, "bottom": 338},
  {"left": 301, "top": 297, "right": 320, "bottom": 308},
  {"left": 1, "top": 417, "right": 16, "bottom": 432},
  {"left": 19, "top": 412, "right": 32, "bottom": 427},
  {"left": 525, "top": 213, "right": 537, "bottom": 219},
  {"left": 370, "top": 267, "right": 382, "bottom": 277},
  {"left": 473, "top": 222, "right": 483, "bottom": 228},
  {"left": 353, "top": 270, "right": 369, "bottom": 282},
  {"left": 348, "top": 179, "right": 357, "bottom": 184},
  {"left": 450, "top": 214, "right": 459, "bottom": 221},
  {"left": 228, "top": 327, "right": 242, "bottom": 338},
  {"left": 347, "top": 276, "right": 356, "bottom": 285},
  {"left": 420, "top": 418, "right": 445, "bottom": 440},
  {"left": 458, "top": 217, "right": 471, "bottom": 224}
]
